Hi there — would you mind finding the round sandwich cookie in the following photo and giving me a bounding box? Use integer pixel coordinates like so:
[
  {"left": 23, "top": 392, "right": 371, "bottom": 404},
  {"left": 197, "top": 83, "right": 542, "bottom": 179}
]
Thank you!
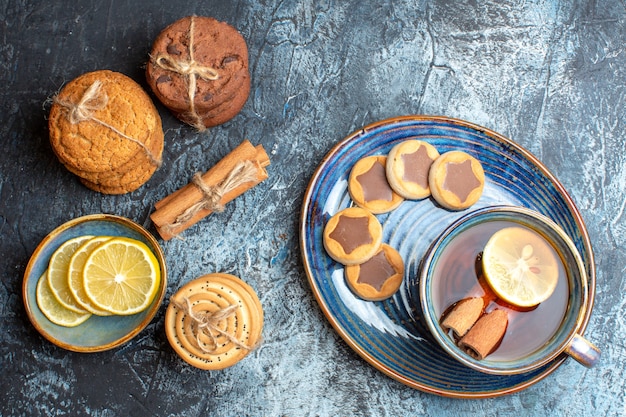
[
  {"left": 386, "top": 139, "right": 440, "bottom": 199},
  {"left": 146, "top": 16, "right": 250, "bottom": 129},
  {"left": 344, "top": 244, "right": 404, "bottom": 301},
  {"left": 348, "top": 155, "right": 404, "bottom": 214},
  {"left": 323, "top": 206, "right": 383, "bottom": 265},
  {"left": 429, "top": 151, "right": 485, "bottom": 210},
  {"left": 48, "top": 70, "right": 164, "bottom": 194},
  {"left": 165, "top": 273, "right": 263, "bottom": 370}
]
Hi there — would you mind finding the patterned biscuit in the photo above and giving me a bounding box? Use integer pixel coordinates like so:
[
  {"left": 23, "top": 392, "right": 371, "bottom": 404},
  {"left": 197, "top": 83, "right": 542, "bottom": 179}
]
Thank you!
[
  {"left": 386, "top": 140, "right": 440, "bottom": 200},
  {"left": 348, "top": 155, "right": 404, "bottom": 214},
  {"left": 429, "top": 151, "right": 485, "bottom": 210},
  {"left": 165, "top": 273, "right": 263, "bottom": 370},
  {"left": 344, "top": 244, "right": 404, "bottom": 301},
  {"left": 323, "top": 206, "right": 383, "bottom": 265}
]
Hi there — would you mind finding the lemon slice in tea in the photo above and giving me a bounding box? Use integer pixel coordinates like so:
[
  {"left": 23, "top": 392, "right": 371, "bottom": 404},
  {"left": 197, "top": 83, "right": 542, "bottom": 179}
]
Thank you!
[
  {"left": 36, "top": 270, "right": 91, "bottom": 327},
  {"left": 482, "top": 226, "right": 559, "bottom": 308},
  {"left": 83, "top": 237, "right": 161, "bottom": 315}
]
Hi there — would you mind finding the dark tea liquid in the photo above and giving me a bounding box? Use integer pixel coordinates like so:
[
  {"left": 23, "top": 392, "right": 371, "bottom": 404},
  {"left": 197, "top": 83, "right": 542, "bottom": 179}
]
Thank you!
[{"left": 432, "top": 220, "right": 569, "bottom": 361}]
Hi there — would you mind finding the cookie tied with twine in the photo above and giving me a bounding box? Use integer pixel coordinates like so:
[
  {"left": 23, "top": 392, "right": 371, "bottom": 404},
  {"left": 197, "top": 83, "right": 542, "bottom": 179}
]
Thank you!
[
  {"left": 165, "top": 273, "right": 264, "bottom": 370},
  {"left": 151, "top": 140, "right": 270, "bottom": 240},
  {"left": 48, "top": 70, "right": 164, "bottom": 194},
  {"left": 146, "top": 15, "right": 251, "bottom": 130}
]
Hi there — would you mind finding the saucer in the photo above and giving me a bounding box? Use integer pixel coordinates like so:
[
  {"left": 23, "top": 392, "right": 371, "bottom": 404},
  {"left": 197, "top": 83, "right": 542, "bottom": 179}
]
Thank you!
[
  {"left": 299, "top": 116, "right": 595, "bottom": 398},
  {"left": 23, "top": 214, "right": 167, "bottom": 352}
]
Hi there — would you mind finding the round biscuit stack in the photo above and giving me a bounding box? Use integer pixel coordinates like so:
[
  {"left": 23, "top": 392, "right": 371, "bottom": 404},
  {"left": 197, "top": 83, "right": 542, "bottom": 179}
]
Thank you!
[
  {"left": 146, "top": 16, "right": 250, "bottom": 130},
  {"left": 165, "top": 273, "right": 263, "bottom": 370},
  {"left": 48, "top": 70, "right": 164, "bottom": 194}
]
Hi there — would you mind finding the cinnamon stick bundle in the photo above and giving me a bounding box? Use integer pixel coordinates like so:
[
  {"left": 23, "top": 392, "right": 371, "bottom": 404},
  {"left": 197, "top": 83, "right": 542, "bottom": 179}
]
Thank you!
[{"left": 151, "top": 140, "right": 270, "bottom": 240}]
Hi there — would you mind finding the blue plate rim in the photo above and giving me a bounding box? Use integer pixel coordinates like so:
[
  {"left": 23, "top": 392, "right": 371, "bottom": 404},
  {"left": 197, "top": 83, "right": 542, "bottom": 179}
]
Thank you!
[{"left": 299, "top": 115, "right": 596, "bottom": 398}]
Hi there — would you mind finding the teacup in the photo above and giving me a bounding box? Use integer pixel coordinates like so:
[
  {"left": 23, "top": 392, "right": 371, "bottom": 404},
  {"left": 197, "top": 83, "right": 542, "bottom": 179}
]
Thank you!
[{"left": 419, "top": 205, "right": 600, "bottom": 375}]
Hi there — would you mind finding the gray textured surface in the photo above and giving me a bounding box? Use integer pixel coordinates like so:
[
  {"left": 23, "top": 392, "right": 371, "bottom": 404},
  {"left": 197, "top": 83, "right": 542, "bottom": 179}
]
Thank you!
[{"left": 1, "top": 0, "right": 625, "bottom": 416}]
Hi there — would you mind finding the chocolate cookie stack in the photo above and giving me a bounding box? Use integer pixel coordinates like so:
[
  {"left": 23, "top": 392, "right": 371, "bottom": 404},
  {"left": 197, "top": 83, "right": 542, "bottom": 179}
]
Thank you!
[
  {"left": 146, "top": 16, "right": 250, "bottom": 130},
  {"left": 48, "top": 70, "right": 164, "bottom": 194}
]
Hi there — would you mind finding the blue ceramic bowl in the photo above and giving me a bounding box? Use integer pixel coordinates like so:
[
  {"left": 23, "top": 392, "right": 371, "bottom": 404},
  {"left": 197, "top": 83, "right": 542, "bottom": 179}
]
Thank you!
[
  {"left": 420, "top": 206, "right": 596, "bottom": 375},
  {"left": 300, "top": 115, "right": 596, "bottom": 398},
  {"left": 22, "top": 214, "right": 167, "bottom": 352}
]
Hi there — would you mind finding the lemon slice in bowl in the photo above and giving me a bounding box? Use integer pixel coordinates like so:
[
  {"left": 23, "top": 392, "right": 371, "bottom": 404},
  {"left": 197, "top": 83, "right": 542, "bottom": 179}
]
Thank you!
[
  {"left": 482, "top": 226, "right": 559, "bottom": 308},
  {"left": 82, "top": 237, "right": 161, "bottom": 315},
  {"left": 47, "top": 235, "right": 93, "bottom": 313},
  {"left": 36, "top": 271, "right": 91, "bottom": 327},
  {"left": 68, "top": 236, "right": 113, "bottom": 316}
]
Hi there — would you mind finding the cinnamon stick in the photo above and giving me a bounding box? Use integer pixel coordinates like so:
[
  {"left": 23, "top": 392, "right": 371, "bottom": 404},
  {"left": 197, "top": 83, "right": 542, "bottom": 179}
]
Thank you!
[
  {"left": 458, "top": 309, "right": 508, "bottom": 360},
  {"left": 441, "top": 297, "right": 484, "bottom": 338},
  {"left": 151, "top": 140, "right": 270, "bottom": 240}
]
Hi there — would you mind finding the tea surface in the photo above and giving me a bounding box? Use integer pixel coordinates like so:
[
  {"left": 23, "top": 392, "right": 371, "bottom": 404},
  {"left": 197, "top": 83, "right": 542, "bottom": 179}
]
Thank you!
[{"left": 433, "top": 220, "right": 569, "bottom": 361}]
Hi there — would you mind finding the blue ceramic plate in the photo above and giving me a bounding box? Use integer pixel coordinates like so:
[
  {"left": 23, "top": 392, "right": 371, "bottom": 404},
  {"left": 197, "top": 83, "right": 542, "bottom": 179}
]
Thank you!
[
  {"left": 300, "top": 116, "right": 595, "bottom": 398},
  {"left": 23, "top": 214, "right": 167, "bottom": 352}
]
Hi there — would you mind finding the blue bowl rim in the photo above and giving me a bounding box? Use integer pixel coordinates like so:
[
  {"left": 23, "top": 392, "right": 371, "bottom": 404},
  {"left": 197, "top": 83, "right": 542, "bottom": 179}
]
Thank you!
[
  {"left": 22, "top": 213, "right": 168, "bottom": 353},
  {"left": 419, "top": 205, "right": 590, "bottom": 375}
]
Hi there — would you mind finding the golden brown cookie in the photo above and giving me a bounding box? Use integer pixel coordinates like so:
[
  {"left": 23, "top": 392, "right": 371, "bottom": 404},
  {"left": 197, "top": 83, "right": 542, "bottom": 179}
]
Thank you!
[
  {"left": 146, "top": 16, "right": 250, "bottom": 129},
  {"left": 65, "top": 124, "right": 164, "bottom": 188},
  {"left": 323, "top": 206, "right": 383, "bottom": 265},
  {"left": 348, "top": 155, "right": 404, "bottom": 214},
  {"left": 165, "top": 273, "right": 263, "bottom": 370},
  {"left": 429, "top": 151, "right": 485, "bottom": 210},
  {"left": 344, "top": 244, "right": 404, "bottom": 301},
  {"left": 48, "top": 70, "right": 163, "bottom": 194},
  {"left": 386, "top": 140, "right": 440, "bottom": 200}
]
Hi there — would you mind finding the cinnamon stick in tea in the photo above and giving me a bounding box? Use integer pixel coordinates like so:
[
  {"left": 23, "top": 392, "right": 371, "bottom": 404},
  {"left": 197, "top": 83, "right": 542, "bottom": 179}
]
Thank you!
[
  {"left": 441, "top": 297, "right": 484, "bottom": 338},
  {"left": 151, "top": 140, "right": 270, "bottom": 240},
  {"left": 458, "top": 309, "right": 508, "bottom": 360}
]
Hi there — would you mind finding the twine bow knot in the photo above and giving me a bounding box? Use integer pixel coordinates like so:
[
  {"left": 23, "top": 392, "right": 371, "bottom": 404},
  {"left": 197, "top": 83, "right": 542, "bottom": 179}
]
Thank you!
[
  {"left": 53, "top": 80, "right": 162, "bottom": 168},
  {"left": 165, "top": 160, "right": 259, "bottom": 236},
  {"left": 172, "top": 297, "right": 254, "bottom": 353},
  {"left": 151, "top": 15, "right": 219, "bottom": 131}
]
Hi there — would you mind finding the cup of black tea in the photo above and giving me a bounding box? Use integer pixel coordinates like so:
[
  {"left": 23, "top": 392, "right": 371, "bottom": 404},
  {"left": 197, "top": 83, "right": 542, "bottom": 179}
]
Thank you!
[{"left": 419, "top": 205, "right": 600, "bottom": 375}]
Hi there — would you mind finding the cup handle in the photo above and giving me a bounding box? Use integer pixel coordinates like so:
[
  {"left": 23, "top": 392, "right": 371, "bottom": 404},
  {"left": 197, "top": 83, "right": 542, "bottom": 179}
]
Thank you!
[{"left": 565, "top": 334, "right": 601, "bottom": 368}]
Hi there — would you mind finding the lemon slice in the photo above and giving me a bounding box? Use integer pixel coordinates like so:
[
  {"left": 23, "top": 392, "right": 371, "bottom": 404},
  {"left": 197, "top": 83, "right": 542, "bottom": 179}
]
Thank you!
[
  {"left": 68, "top": 236, "right": 114, "bottom": 316},
  {"left": 482, "top": 226, "right": 559, "bottom": 307},
  {"left": 82, "top": 237, "right": 161, "bottom": 315},
  {"left": 36, "top": 270, "right": 91, "bottom": 327},
  {"left": 47, "top": 235, "right": 93, "bottom": 313}
]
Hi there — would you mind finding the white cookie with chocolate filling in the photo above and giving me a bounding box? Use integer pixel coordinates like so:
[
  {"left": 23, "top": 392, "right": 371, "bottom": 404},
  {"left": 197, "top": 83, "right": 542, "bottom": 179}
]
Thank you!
[
  {"left": 386, "top": 140, "right": 440, "bottom": 200},
  {"left": 323, "top": 206, "right": 383, "bottom": 265},
  {"left": 344, "top": 244, "right": 404, "bottom": 301},
  {"left": 429, "top": 151, "right": 485, "bottom": 210},
  {"left": 349, "top": 155, "right": 404, "bottom": 214}
]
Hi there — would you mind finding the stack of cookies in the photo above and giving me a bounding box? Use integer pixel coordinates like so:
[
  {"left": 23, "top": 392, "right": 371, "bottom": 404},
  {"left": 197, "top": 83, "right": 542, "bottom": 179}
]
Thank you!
[
  {"left": 146, "top": 16, "right": 251, "bottom": 130},
  {"left": 48, "top": 70, "right": 164, "bottom": 194},
  {"left": 165, "top": 273, "right": 263, "bottom": 370}
]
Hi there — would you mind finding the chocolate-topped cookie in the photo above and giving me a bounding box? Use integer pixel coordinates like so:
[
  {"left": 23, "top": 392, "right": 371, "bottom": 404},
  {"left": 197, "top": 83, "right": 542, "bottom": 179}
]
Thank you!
[
  {"left": 146, "top": 16, "right": 250, "bottom": 129},
  {"left": 386, "top": 140, "right": 440, "bottom": 200},
  {"left": 429, "top": 151, "right": 485, "bottom": 210},
  {"left": 344, "top": 244, "right": 404, "bottom": 301},
  {"left": 348, "top": 155, "right": 404, "bottom": 214},
  {"left": 323, "top": 207, "right": 383, "bottom": 265}
]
